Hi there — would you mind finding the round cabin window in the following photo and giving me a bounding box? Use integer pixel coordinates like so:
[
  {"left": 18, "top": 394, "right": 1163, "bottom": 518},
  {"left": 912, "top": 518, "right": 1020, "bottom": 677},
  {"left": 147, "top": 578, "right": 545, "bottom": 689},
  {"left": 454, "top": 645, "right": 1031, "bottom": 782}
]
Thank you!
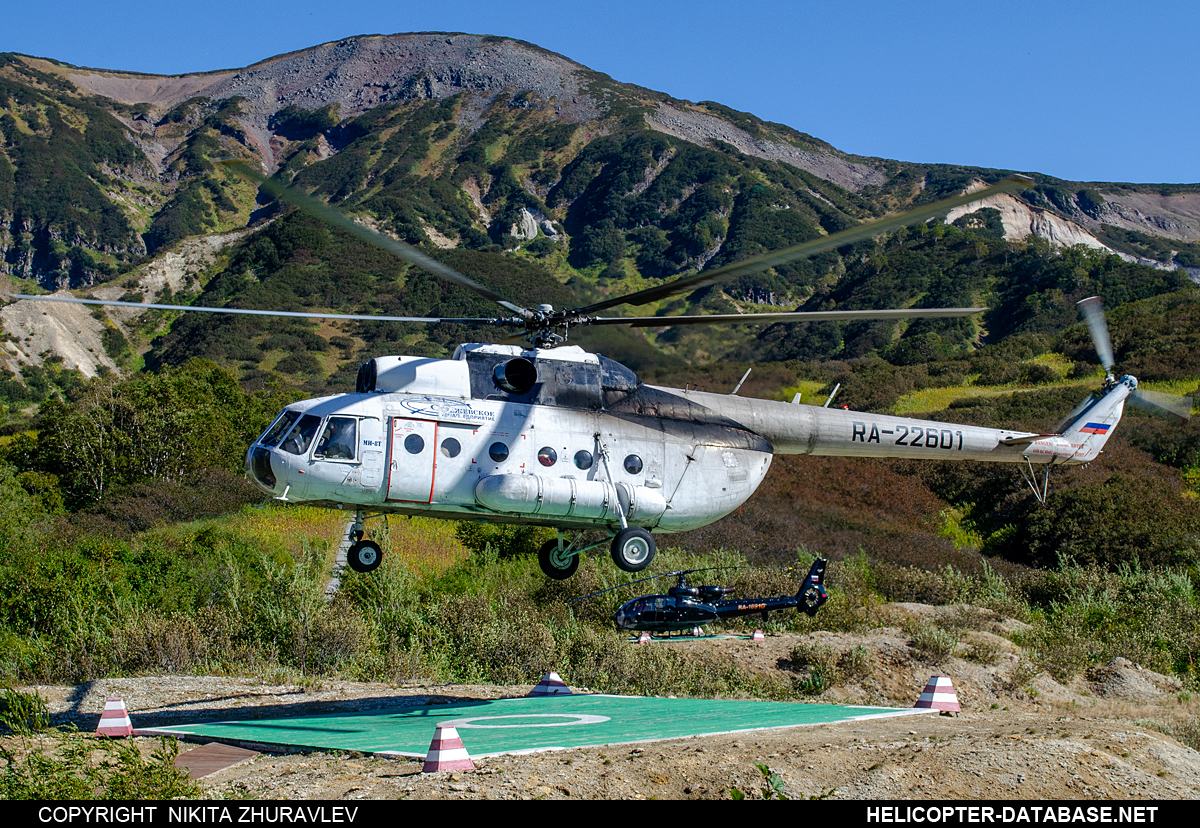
[
  {"left": 489, "top": 442, "right": 509, "bottom": 463},
  {"left": 574, "top": 450, "right": 593, "bottom": 470},
  {"left": 440, "top": 438, "right": 461, "bottom": 458},
  {"left": 624, "top": 454, "right": 643, "bottom": 474},
  {"left": 537, "top": 447, "right": 557, "bottom": 467},
  {"left": 404, "top": 434, "right": 425, "bottom": 454}
]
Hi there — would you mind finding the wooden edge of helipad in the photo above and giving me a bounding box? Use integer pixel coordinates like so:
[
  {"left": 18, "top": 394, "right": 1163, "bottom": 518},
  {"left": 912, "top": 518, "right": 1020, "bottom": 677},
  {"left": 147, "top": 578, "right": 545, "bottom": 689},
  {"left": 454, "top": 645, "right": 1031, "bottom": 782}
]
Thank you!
[{"left": 174, "top": 741, "right": 259, "bottom": 778}]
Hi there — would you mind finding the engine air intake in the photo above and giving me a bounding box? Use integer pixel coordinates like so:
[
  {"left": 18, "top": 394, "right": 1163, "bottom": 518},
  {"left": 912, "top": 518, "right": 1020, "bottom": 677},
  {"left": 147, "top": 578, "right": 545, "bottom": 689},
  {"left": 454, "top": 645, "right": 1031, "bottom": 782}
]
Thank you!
[
  {"left": 493, "top": 357, "right": 538, "bottom": 394},
  {"left": 356, "top": 360, "right": 378, "bottom": 393}
]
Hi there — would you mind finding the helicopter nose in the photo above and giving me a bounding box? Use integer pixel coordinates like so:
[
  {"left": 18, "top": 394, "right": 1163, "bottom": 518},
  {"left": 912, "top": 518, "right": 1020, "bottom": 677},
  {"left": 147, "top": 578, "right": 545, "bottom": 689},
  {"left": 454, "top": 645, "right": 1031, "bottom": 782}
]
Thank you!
[{"left": 247, "top": 445, "right": 287, "bottom": 496}]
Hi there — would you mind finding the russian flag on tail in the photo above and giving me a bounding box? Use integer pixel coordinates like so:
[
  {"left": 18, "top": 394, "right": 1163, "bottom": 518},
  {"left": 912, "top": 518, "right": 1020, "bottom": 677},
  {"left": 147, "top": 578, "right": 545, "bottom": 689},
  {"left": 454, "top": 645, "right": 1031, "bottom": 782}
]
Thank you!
[{"left": 1079, "top": 422, "right": 1111, "bottom": 435}]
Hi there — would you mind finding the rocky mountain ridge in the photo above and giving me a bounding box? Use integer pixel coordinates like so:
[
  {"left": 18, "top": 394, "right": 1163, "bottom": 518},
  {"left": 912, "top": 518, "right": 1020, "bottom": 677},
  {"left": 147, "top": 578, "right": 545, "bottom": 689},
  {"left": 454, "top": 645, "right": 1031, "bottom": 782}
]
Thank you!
[{"left": 50, "top": 34, "right": 603, "bottom": 172}]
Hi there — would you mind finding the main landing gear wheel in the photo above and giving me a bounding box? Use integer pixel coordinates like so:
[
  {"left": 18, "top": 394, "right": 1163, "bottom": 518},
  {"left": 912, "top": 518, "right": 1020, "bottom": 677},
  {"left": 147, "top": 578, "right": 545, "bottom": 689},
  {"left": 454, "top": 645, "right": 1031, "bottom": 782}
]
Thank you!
[
  {"left": 538, "top": 539, "right": 579, "bottom": 580},
  {"left": 611, "top": 527, "right": 656, "bottom": 573},
  {"left": 347, "top": 540, "right": 382, "bottom": 573}
]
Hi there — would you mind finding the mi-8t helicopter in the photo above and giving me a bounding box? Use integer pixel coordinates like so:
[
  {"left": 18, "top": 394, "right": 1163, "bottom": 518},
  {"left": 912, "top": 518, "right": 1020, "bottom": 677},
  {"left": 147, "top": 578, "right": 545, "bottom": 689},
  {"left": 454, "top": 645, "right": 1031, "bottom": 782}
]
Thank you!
[
  {"left": 570, "top": 559, "right": 830, "bottom": 634},
  {"left": 11, "top": 167, "right": 1190, "bottom": 580}
]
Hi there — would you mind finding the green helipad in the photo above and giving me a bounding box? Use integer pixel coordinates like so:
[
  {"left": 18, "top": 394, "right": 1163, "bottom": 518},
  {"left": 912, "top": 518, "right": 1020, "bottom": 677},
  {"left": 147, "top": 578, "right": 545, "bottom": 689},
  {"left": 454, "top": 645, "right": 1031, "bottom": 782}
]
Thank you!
[{"left": 139, "top": 695, "right": 933, "bottom": 758}]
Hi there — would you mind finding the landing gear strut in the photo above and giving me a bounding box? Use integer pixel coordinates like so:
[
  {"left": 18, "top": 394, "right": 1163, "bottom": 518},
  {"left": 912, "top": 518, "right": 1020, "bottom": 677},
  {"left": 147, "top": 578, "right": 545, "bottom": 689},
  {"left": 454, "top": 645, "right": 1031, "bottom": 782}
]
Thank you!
[{"left": 594, "top": 433, "right": 657, "bottom": 573}]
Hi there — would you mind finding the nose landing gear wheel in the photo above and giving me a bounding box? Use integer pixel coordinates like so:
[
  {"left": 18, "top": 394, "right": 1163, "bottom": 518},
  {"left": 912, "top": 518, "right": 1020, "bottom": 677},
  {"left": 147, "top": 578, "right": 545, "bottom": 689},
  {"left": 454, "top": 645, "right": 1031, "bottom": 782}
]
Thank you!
[
  {"left": 611, "top": 527, "right": 655, "bottom": 572},
  {"left": 538, "top": 539, "right": 579, "bottom": 580},
  {"left": 347, "top": 540, "right": 382, "bottom": 573}
]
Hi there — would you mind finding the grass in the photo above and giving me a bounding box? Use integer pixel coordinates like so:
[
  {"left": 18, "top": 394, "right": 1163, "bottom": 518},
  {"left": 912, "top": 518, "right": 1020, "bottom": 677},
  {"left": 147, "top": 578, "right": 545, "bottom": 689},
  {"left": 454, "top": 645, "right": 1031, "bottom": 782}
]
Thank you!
[
  {"left": 891, "top": 365, "right": 1200, "bottom": 418},
  {"left": 1027, "top": 353, "right": 1076, "bottom": 377},
  {"left": 891, "top": 377, "right": 1098, "bottom": 416},
  {"left": 775, "top": 381, "right": 830, "bottom": 404}
]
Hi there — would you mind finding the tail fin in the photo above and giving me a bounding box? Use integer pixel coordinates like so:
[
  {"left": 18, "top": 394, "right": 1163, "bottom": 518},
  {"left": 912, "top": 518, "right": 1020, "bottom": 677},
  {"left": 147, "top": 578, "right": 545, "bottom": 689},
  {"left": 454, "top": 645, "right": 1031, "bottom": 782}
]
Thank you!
[
  {"left": 798, "top": 558, "right": 828, "bottom": 617},
  {"left": 1057, "top": 376, "right": 1135, "bottom": 463}
]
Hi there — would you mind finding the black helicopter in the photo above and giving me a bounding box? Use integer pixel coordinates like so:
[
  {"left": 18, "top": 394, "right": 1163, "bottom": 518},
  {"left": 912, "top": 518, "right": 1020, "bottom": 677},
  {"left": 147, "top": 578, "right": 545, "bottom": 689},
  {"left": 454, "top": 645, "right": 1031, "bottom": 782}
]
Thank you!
[{"left": 572, "top": 559, "right": 829, "bottom": 633}]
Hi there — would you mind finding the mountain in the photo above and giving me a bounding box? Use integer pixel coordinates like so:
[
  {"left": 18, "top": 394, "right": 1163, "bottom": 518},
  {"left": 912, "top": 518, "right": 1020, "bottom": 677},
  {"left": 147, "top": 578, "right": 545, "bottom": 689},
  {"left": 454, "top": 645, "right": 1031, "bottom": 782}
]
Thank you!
[{"left": 2, "top": 32, "right": 1199, "bottom": 390}]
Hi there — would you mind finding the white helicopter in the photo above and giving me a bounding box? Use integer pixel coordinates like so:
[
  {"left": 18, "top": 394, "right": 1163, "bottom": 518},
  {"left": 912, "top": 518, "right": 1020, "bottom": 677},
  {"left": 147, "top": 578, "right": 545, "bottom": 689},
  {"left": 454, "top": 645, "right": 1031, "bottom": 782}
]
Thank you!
[{"left": 12, "top": 167, "right": 1190, "bottom": 579}]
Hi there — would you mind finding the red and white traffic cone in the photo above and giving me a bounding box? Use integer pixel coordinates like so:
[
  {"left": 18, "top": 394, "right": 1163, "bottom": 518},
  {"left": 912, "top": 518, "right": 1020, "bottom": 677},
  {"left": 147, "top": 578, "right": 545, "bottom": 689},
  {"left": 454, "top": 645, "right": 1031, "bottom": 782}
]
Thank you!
[
  {"left": 422, "top": 725, "right": 475, "bottom": 772},
  {"left": 528, "top": 671, "right": 572, "bottom": 696},
  {"left": 750, "top": 629, "right": 765, "bottom": 641},
  {"left": 96, "top": 698, "right": 133, "bottom": 737},
  {"left": 636, "top": 631, "right": 651, "bottom": 644},
  {"left": 914, "top": 675, "right": 962, "bottom": 715}
]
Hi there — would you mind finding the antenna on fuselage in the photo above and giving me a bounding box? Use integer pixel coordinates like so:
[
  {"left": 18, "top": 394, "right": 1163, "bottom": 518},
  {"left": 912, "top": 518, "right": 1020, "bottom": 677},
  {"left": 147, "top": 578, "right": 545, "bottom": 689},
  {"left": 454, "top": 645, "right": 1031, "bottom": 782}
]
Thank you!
[
  {"left": 823, "top": 383, "right": 841, "bottom": 408},
  {"left": 730, "top": 368, "right": 752, "bottom": 396}
]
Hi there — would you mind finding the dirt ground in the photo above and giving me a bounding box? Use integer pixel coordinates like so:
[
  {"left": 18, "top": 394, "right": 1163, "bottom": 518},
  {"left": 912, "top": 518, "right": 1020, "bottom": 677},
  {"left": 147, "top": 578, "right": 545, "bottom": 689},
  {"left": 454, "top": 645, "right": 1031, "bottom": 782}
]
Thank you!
[{"left": 21, "top": 603, "right": 1200, "bottom": 800}]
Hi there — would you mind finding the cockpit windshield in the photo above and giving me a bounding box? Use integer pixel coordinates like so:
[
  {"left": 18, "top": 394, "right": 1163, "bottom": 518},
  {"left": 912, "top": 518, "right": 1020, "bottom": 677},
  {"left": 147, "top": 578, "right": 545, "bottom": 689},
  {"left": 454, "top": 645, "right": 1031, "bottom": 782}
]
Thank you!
[
  {"left": 280, "top": 414, "right": 322, "bottom": 455},
  {"left": 258, "top": 410, "right": 301, "bottom": 447}
]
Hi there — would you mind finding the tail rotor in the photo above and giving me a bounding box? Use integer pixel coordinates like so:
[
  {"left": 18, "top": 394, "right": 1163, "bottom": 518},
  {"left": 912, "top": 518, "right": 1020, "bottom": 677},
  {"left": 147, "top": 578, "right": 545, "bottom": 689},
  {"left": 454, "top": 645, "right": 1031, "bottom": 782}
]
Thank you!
[{"left": 1076, "top": 296, "right": 1191, "bottom": 421}]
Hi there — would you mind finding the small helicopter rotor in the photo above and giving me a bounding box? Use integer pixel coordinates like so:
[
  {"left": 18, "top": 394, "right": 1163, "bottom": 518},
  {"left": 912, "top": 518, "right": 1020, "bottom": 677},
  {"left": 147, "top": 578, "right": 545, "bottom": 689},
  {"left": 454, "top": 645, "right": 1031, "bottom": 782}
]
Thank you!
[
  {"left": 566, "top": 570, "right": 691, "bottom": 606},
  {"left": 567, "top": 565, "right": 794, "bottom": 606}
]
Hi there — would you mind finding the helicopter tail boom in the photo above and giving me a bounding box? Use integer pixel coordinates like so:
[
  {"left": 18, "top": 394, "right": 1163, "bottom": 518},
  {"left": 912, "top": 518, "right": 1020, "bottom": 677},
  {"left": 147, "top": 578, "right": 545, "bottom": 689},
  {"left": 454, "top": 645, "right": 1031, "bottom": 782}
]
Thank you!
[{"left": 657, "top": 384, "right": 1129, "bottom": 466}]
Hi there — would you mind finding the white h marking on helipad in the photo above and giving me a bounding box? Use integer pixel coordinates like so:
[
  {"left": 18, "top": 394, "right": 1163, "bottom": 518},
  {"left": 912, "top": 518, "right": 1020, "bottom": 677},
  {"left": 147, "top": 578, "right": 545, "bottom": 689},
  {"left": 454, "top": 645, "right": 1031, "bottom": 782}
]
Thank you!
[{"left": 437, "top": 714, "right": 610, "bottom": 729}]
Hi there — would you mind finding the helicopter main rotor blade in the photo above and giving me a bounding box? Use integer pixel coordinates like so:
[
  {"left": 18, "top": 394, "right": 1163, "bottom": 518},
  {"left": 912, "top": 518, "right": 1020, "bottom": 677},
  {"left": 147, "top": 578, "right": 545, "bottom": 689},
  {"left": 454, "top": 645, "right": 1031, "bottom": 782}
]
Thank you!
[
  {"left": 1076, "top": 296, "right": 1116, "bottom": 374},
  {"left": 219, "top": 160, "right": 532, "bottom": 320},
  {"left": 572, "top": 175, "right": 1034, "bottom": 316},
  {"left": 6, "top": 294, "right": 504, "bottom": 326},
  {"left": 589, "top": 307, "right": 987, "bottom": 328}
]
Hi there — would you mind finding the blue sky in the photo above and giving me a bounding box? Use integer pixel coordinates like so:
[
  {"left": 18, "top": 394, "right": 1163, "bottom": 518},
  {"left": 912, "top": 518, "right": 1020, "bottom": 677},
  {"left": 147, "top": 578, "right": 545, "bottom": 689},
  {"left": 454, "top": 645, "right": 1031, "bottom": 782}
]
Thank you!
[{"left": 5, "top": 1, "right": 1196, "bottom": 183}]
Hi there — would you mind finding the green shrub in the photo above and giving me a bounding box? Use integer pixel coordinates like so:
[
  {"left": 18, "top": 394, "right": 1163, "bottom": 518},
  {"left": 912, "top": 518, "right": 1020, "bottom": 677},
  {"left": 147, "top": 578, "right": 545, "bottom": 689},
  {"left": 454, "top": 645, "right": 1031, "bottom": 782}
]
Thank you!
[
  {"left": 0, "top": 733, "right": 199, "bottom": 800},
  {"left": 0, "top": 689, "right": 50, "bottom": 735},
  {"left": 908, "top": 621, "right": 959, "bottom": 663},
  {"left": 1144, "top": 717, "right": 1200, "bottom": 752},
  {"left": 788, "top": 642, "right": 840, "bottom": 696},
  {"left": 453, "top": 521, "right": 554, "bottom": 559}
]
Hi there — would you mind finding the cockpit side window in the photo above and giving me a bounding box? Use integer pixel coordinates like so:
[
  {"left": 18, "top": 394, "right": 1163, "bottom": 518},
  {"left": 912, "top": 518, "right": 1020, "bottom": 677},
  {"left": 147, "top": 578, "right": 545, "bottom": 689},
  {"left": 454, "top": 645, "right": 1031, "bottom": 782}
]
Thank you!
[
  {"left": 259, "top": 411, "right": 301, "bottom": 447},
  {"left": 280, "top": 414, "right": 322, "bottom": 455},
  {"left": 314, "top": 417, "right": 358, "bottom": 461}
]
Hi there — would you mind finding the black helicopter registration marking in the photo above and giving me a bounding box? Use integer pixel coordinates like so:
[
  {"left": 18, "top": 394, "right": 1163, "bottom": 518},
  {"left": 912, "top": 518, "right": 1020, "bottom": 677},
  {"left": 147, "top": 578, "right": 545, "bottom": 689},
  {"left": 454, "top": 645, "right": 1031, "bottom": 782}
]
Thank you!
[{"left": 851, "top": 422, "right": 963, "bottom": 451}]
